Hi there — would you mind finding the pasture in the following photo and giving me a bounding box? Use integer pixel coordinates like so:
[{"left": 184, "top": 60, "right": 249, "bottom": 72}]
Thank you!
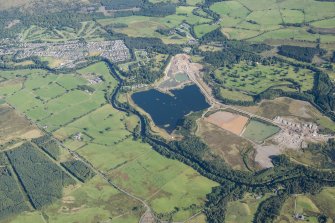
[
  {"left": 225, "top": 193, "right": 271, "bottom": 223},
  {"left": 0, "top": 62, "right": 219, "bottom": 221},
  {"left": 242, "top": 119, "right": 280, "bottom": 143},
  {"left": 211, "top": 0, "right": 335, "bottom": 45},
  {"left": 40, "top": 176, "right": 144, "bottom": 223},
  {"left": 1, "top": 63, "right": 116, "bottom": 132}
]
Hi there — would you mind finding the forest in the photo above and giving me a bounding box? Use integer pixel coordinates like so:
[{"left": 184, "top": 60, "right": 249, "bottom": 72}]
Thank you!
[
  {"left": 6, "top": 143, "right": 75, "bottom": 209},
  {"left": 278, "top": 45, "right": 326, "bottom": 63}
]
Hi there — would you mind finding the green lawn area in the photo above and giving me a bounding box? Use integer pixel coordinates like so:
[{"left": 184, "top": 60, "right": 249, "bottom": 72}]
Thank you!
[
  {"left": 242, "top": 119, "right": 280, "bottom": 143},
  {"left": 194, "top": 24, "right": 219, "bottom": 38}
]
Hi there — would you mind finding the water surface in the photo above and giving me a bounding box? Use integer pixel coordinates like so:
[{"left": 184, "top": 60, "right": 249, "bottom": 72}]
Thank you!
[{"left": 132, "top": 85, "right": 209, "bottom": 133}]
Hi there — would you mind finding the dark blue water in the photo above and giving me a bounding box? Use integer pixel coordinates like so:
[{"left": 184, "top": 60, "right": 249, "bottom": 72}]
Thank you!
[{"left": 132, "top": 85, "right": 210, "bottom": 133}]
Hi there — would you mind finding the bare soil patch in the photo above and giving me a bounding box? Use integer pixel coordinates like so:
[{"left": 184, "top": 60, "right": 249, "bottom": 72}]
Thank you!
[
  {"left": 157, "top": 54, "right": 202, "bottom": 90},
  {"left": 205, "top": 111, "right": 249, "bottom": 135}
]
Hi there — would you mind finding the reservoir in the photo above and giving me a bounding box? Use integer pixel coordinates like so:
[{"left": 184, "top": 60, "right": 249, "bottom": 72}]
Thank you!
[{"left": 132, "top": 84, "right": 210, "bottom": 133}]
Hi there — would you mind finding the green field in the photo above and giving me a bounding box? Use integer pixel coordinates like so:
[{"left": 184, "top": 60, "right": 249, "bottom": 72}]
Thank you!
[
  {"left": 242, "top": 119, "right": 280, "bottom": 143},
  {"left": 275, "top": 190, "right": 335, "bottom": 223},
  {"left": 210, "top": 0, "right": 335, "bottom": 44},
  {"left": 226, "top": 193, "right": 271, "bottom": 223},
  {"left": 214, "top": 61, "right": 315, "bottom": 95},
  {"left": 0, "top": 61, "right": 218, "bottom": 222}
]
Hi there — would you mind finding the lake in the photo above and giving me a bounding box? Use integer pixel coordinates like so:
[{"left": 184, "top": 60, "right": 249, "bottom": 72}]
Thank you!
[{"left": 132, "top": 84, "right": 210, "bottom": 133}]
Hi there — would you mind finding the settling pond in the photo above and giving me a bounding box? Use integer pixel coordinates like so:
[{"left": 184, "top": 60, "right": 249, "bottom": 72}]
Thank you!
[{"left": 132, "top": 84, "right": 210, "bottom": 133}]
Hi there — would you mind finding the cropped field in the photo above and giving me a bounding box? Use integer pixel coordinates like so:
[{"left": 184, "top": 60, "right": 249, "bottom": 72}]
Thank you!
[{"left": 242, "top": 119, "right": 280, "bottom": 143}]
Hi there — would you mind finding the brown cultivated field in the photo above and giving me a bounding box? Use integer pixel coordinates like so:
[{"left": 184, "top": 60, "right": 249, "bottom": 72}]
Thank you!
[
  {"left": 0, "top": 104, "right": 42, "bottom": 144},
  {"left": 205, "top": 111, "right": 249, "bottom": 135},
  {"left": 197, "top": 119, "right": 258, "bottom": 171}
]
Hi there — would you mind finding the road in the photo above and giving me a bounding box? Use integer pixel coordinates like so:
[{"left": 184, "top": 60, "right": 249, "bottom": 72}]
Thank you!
[{"left": 187, "top": 71, "right": 283, "bottom": 128}]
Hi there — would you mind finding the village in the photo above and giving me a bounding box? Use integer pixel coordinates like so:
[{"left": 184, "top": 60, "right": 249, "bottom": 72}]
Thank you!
[{"left": 0, "top": 39, "right": 130, "bottom": 68}]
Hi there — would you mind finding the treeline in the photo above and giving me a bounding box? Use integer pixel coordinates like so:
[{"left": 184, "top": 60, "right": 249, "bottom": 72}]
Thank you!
[
  {"left": 100, "top": 0, "right": 176, "bottom": 17},
  {"left": 100, "top": 0, "right": 143, "bottom": 10},
  {"left": 6, "top": 143, "right": 75, "bottom": 209},
  {"left": 278, "top": 45, "right": 326, "bottom": 63},
  {"left": 22, "top": 11, "right": 103, "bottom": 30},
  {"left": 200, "top": 28, "right": 227, "bottom": 43},
  {"left": 313, "top": 71, "right": 335, "bottom": 119},
  {"left": 140, "top": 2, "right": 176, "bottom": 16}
]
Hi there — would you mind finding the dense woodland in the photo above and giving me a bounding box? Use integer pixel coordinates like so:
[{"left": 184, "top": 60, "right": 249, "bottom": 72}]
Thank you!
[
  {"left": 278, "top": 45, "right": 326, "bottom": 63},
  {"left": 32, "top": 135, "right": 61, "bottom": 160},
  {"left": 0, "top": 153, "right": 29, "bottom": 220},
  {"left": 6, "top": 143, "right": 75, "bottom": 209}
]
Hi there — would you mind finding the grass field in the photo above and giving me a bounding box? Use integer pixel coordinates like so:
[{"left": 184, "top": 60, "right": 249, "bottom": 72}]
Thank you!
[
  {"left": 97, "top": 8, "right": 211, "bottom": 44},
  {"left": 226, "top": 193, "right": 272, "bottom": 223},
  {"left": 214, "top": 61, "right": 315, "bottom": 95},
  {"left": 242, "top": 119, "right": 280, "bottom": 143},
  {"left": 209, "top": 0, "right": 335, "bottom": 45},
  {"left": 0, "top": 61, "right": 218, "bottom": 222},
  {"left": 0, "top": 62, "right": 116, "bottom": 131},
  {"left": 275, "top": 190, "right": 335, "bottom": 223}
]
